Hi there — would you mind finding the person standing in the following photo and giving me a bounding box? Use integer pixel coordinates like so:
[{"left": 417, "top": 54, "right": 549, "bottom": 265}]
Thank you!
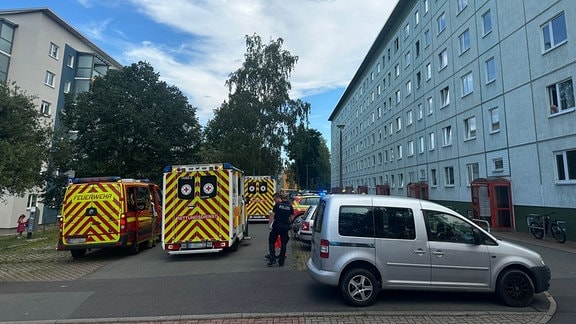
[
  {"left": 267, "top": 193, "right": 294, "bottom": 267},
  {"left": 16, "top": 214, "right": 28, "bottom": 239}
]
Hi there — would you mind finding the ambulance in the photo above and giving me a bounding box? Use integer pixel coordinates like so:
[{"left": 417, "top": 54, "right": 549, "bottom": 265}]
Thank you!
[
  {"left": 57, "top": 177, "right": 162, "bottom": 259},
  {"left": 161, "top": 163, "right": 248, "bottom": 254},
  {"left": 244, "top": 175, "right": 276, "bottom": 221}
]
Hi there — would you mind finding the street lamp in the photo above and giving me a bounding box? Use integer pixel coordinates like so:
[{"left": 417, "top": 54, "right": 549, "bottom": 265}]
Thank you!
[{"left": 337, "top": 124, "right": 345, "bottom": 191}]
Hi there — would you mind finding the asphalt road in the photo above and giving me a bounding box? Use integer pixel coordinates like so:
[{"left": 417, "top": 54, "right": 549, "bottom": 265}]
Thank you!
[{"left": 0, "top": 223, "right": 563, "bottom": 322}]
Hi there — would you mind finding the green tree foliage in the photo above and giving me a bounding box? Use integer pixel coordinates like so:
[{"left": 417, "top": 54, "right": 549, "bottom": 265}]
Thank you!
[
  {"left": 286, "top": 125, "right": 331, "bottom": 190},
  {"left": 59, "top": 61, "right": 201, "bottom": 184},
  {"left": 0, "top": 82, "right": 51, "bottom": 197},
  {"left": 203, "top": 34, "right": 310, "bottom": 176}
]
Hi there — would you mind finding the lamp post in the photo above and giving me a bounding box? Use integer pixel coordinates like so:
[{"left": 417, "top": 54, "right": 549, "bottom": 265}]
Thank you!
[{"left": 337, "top": 124, "right": 345, "bottom": 191}]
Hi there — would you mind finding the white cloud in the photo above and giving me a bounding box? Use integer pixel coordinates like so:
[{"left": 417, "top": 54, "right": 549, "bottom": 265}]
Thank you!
[{"left": 121, "top": 0, "right": 398, "bottom": 125}]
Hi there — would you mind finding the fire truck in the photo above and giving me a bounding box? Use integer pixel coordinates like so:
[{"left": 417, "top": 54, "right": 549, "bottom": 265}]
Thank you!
[
  {"left": 57, "top": 177, "right": 162, "bottom": 259},
  {"left": 161, "top": 163, "right": 248, "bottom": 254},
  {"left": 244, "top": 175, "right": 276, "bottom": 221}
]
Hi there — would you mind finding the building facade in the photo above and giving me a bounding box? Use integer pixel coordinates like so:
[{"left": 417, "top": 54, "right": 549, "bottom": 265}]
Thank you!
[
  {"left": 0, "top": 8, "right": 122, "bottom": 233},
  {"left": 329, "top": 0, "right": 575, "bottom": 232}
]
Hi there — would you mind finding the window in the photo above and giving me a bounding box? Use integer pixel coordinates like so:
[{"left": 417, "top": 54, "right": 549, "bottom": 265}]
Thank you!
[
  {"left": 394, "top": 37, "right": 399, "bottom": 52},
  {"left": 389, "top": 122, "right": 393, "bottom": 135},
  {"left": 555, "top": 149, "right": 576, "bottom": 182},
  {"left": 0, "top": 21, "right": 16, "bottom": 55},
  {"left": 378, "top": 152, "right": 382, "bottom": 164},
  {"left": 27, "top": 194, "right": 38, "bottom": 209},
  {"left": 427, "top": 96, "right": 433, "bottom": 115},
  {"left": 440, "top": 86, "right": 450, "bottom": 106},
  {"left": 437, "top": 12, "right": 446, "bottom": 34},
  {"left": 430, "top": 168, "right": 437, "bottom": 186},
  {"left": 462, "top": 72, "right": 473, "bottom": 96},
  {"left": 40, "top": 101, "right": 51, "bottom": 116},
  {"left": 542, "top": 13, "right": 567, "bottom": 51},
  {"left": 406, "top": 110, "right": 413, "bottom": 125},
  {"left": 338, "top": 206, "right": 373, "bottom": 238},
  {"left": 374, "top": 207, "right": 415, "bottom": 240},
  {"left": 548, "top": 79, "right": 574, "bottom": 114},
  {"left": 407, "top": 140, "right": 414, "bottom": 156},
  {"left": 415, "top": 10, "right": 420, "bottom": 25},
  {"left": 390, "top": 148, "right": 395, "bottom": 161},
  {"left": 49, "top": 43, "right": 59, "bottom": 59},
  {"left": 416, "top": 71, "right": 421, "bottom": 88},
  {"left": 424, "top": 210, "right": 477, "bottom": 244},
  {"left": 429, "top": 132, "right": 435, "bottom": 151},
  {"left": 493, "top": 158, "right": 504, "bottom": 172},
  {"left": 417, "top": 103, "right": 423, "bottom": 120},
  {"left": 396, "top": 116, "right": 402, "bottom": 132},
  {"left": 438, "top": 49, "right": 448, "bottom": 70},
  {"left": 404, "top": 23, "right": 410, "bottom": 39},
  {"left": 424, "top": 0, "right": 429, "bottom": 14},
  {"left": 457, "top": 0, "right": 468, "bottom": 13},
  {"left": 464, "top": 116, "right": 476, "bottom": 140},
  {"left": 426, "top": 63, "right": 432, "bottom": 80},
  {"left": 397, "top": 145, "right": 403, "bottom": 159},
  {"left": 459, "top": 29, "right": 470, "bottom": 54},
  {"left": 64, "top": 81, "right": 71, "bottom": 94},
  {"left": 442, "top": 125, "right": 452, "bottom": 146},
  {"left": 486, "top": 57, "right": 496, "bottom": 83},
  {"left": 395, "top": 64, "right": 400, "bottom": 77},
  {"left": 415, "top": 40, "right": 420, "bottom": 57},
  {"left": 44, "top": 71, "right": 56, "bottom": 87},
  {"left": 482, "top": 10, "right": 492, "bottom": 36},
  {"left": 398, "top": 173, "right": 404, "bottom": 187},
  {"left": 444, "top": 166, "right": 455, "bottom": 186},
  {"left": 419, "top": 136, "right": 425, "bottom": 153},
  {"left": 405, "top": 80, "right": 412, "bottom": 96},
  {"left": 405, "top": 51, "right": 411, "bottom": 67},
  {"left": 489, "top": 107, "right": 500, "bottom": 132},
  {"left": 424, "top": 29, "right": 431, "bottom": 47},
  {"left": 466, "top": 163, "right": 479, "bottom": 185}
]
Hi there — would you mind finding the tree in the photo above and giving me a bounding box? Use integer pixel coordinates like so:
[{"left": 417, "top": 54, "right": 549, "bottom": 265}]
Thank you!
[
  {"left": 203, "top": 34, "right": 310, "bottom": 175},
  {"left": 286, "top": 125, "right": 331, "bottom": 190},
  {"left": 0, "top": 82, "right": 51, "bottom": 198},
  {"left": 58, "top": 61, "right": 201, "bottom": 184}
]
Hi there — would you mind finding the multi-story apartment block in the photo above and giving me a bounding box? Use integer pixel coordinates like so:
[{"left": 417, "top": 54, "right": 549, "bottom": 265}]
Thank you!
[
  {"left": 0, "top": 8, "right": 122, "bottom": 233},
  {"left": 329, "top": 0, "right": 575, "bottom": 233}
]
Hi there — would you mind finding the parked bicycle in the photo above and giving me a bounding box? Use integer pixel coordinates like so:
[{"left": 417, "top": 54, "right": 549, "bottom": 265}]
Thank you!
[{"left": 527, "top": 212, "right": 566, "bottom": 243}]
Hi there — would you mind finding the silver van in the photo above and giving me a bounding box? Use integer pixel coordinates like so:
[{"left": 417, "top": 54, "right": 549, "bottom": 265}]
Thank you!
[{"left": 306, "top": 194, "right": 550, "bottom": 307}]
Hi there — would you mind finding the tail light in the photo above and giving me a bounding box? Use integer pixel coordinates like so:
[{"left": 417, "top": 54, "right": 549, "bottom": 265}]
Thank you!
[
  {"left": 320, "top": 239, "right": 329, "bottom": 258},
  {"left": 301, "top": 221, "right": 310, "bottom": 231}
]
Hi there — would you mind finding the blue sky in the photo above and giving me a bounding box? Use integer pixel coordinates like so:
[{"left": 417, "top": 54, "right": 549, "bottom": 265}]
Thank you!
[{"left": 1, "top": 0, "right": 397, "bottom": 149}]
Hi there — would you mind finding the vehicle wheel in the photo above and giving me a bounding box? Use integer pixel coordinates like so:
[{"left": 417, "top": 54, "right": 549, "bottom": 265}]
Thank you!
[
  {"left": 128, "top": 238, "right": 140, "bottom": 255},
  {"left": 70, "top": 249, "right": 86, "bottom": 259},
  {"left": 529, "top": 222, "right": 544, "bottom": 239},
  {"left": 226, "top": 239, "right": 239, "bottom": 252},
  {"left": 551, "top": 225, "right": 566, "bottom": 243},
  {"left": 339, "top": 268, "right": 379, "bottom": 307},
  {"left": 496, "top": 269, "right": 534, "bottom": 307}
]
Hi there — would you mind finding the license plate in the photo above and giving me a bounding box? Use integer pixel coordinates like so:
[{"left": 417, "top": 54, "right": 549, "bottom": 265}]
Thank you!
[
  {"left": 186, "top": 242, "right": 207, "bottom": 249},
  {"left": 68, "top": 237, "right": 86, "bottom": 244}
]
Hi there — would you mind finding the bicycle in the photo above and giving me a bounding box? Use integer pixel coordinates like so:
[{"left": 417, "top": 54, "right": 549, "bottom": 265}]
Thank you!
[{"left": 527, "top": 212, "right": 567, "bottom": 243}]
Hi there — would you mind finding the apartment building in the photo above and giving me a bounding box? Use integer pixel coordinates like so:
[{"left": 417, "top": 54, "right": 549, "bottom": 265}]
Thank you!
[
  {"left": 329, "top": 0, "right": 575, "bottom": 232},
  {"left": 0, "top": 8, "right": 122, "bottom": 233}
]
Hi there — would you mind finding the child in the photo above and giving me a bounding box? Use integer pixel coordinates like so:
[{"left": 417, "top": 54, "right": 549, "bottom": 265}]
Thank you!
[{"left": 16, "top": 214, "right": 28, "bottom": 238}]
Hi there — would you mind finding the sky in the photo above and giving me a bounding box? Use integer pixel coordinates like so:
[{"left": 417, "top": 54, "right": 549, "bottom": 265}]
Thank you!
[{"left": 1, "top": 0, "right": 398, "bottom": 149}]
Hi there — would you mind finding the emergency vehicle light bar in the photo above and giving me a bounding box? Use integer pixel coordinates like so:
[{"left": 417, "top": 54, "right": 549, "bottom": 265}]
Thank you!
[
  {"left": 164, "top": 163, "right": 236, "bottom": 173},
  {"left": 73, "top": 176, "right": 121, "bottom": 184}
]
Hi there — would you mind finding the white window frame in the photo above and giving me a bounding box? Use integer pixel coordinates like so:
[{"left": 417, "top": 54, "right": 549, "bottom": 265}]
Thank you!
[
  {"left": 405, "top": 80, "right": 412, "bottom": 96},
  {"left": 405, "top": 51, "right": 411, "bottom": 67},
  {"left": 466, "top": 162, "right": 479, "bottom": 185},
  {"left": 464, "top": 116, "right": 476, "bottom": 140},
  {"left": 555, "top": 149, "right": 576, "bottom": 183},
  {"left": 444, "top": 166, "right": 455, "bottom": 186},
  {"left": 429, "top": 132, "right": 435, "bottom": 151},
  {"left": 457, "top": 0, "right": 468, "bottom": 13},
  {"left": 542, "top": 12, "right": 567, "bottom": 52},
  {"left": 462, "top": 72, "right": 474, "bottom": 96},
  {"left": 489, "top": 107, "right": 500, "bottom": 133},
  {"left": 40, "top": 100, "right": 51, "bottom": 116},
  {"left": 482, "top": 10, "right": 492, "bottom": 36},
  {"left": 437, "top": 12, "right": 446, "bottom": 34},
  {"left": 64, "top": 81, "right": 71, "bottom": 94},
  {"left": 418, "top": 136, "right": 425, "bottom": 154},
  {"left": 439, "top": 49, "right": 448, "bottom": 70},
  {"left": 427, "top": 96, "right": 433, "bottom": 115},
  {"left": 407, "top": 140, "right": 414, "bottom": 156},
  {"left": 442, "top": 125, "right": 452, "bottom": 146},
  {"left": 44, "top": 71, "right": 56, "bottom": 87},
  {"left": 459, "top": 29, "right": 470, "bottom": 55},
  {"left": 426, "top": 63, "right": 432, "bottom": 80},
  {"left": 406, "top": 110, "right": 413, "bottom": 125},
  {"left": 424, "top": 29, "right": 431, "bottom": 47},
  {"left": 548, "top": 78, "right": 575, "bottom": 115},
  {"left": 49, "top": 42, "right": 59, "bottom": 59},
  {"left": 493, "top": 158, "right": 504, "bottom": 172},
  {"left": 431, "top": 168, "right": 437, "bottom": 187},
  {"left": 486, "top": 57, "right": 496, "bottom": 84},
  {"left": 440, "top": 86, "right": 450, "bottom": 107},
  {"left": 396, "top": 117, "right": 402, "bottom": 132}
]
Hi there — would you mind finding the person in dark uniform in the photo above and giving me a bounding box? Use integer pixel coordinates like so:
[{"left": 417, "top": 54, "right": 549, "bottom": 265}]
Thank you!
[{"left": 267, "top": 192, "right": 294, "bottom": 267}]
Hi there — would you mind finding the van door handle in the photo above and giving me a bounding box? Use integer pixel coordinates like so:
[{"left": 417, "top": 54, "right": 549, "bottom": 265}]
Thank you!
[
  {"left": 432, "top": 250, "right": 444, "bottom": 257},
  {"left": 413, "top": 248, "right": 427, "bottom": 255}
]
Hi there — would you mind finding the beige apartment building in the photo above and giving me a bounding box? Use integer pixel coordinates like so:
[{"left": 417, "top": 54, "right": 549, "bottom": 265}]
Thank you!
[
  {"left": 329, "top": 0, "right": 575, "bottom": 234},
  {"left": 0, "top": 8, "right": 122, "bottom": 233}
]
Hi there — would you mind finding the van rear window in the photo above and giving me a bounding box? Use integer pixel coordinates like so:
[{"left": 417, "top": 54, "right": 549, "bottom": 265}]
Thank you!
[{"left": 338, "top": 206, "right": 374, "bottom": 237}]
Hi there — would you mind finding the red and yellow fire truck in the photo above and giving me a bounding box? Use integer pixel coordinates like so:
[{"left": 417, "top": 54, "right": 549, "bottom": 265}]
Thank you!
[
  {"left": 244, "top": 175, "right": 276, "bottom": 221},
  {"left": 161, "top": 163, "right": 249, "bottom": 255},
  {"left": 57, "top": 177, "right": 162, "bottom": 259}
]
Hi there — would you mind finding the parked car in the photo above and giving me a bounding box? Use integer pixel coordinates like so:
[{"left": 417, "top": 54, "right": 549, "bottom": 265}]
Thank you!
[
  {"left": 296, "top": 205, "right": 317, "bottom": 243},
  {"left": 292, "top": 194, "right": 321, "bottom": 218},
  {"left": 307, "top": 194, "right": 551, "bottom": 308}
]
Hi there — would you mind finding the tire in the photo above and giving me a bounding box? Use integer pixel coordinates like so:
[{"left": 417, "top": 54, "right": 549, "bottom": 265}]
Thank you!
[
  {"left": 496, "top": 269, "right": 535, "bottom": 307},
  {"left": 70, "top": 249, "right": 86, "bottom": 259},
  {"left": 339, "top": 268, "right": 380, "bottom": 307},
  {"left": 226, "top": 238, "right": 239, "bottom": 252},
  {"left": 529, "top": 222, "right": 544, "bottom": 239},
  {"left": 128, "top": 238, "right": 140, "bottom": 255},
  {"left": 551, "top": 224, "right": 566, "bottom": 243}
]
